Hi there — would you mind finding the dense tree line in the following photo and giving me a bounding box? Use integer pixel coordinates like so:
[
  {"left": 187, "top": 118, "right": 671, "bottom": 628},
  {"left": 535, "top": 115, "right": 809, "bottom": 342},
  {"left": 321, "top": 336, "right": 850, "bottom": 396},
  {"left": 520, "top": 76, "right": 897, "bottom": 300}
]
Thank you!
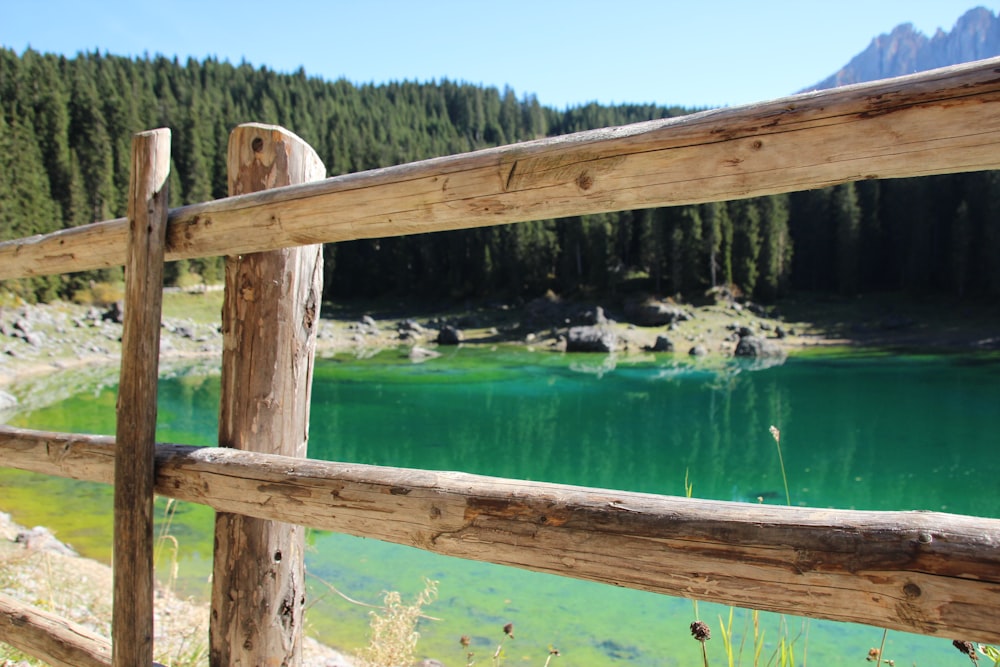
[{"left": 1, "top": 48, "right": 998, "bottom": 305}]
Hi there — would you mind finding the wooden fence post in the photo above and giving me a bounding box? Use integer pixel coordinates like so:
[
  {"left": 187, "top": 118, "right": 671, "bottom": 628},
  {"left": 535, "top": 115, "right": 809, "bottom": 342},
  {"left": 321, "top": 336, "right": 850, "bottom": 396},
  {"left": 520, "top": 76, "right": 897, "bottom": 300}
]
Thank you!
[
  {"left": 113, "top": 128, "right": 170, "bottom": 667},
  {"left": 210, "top": 124, "right": 325, "bottom": 666}
]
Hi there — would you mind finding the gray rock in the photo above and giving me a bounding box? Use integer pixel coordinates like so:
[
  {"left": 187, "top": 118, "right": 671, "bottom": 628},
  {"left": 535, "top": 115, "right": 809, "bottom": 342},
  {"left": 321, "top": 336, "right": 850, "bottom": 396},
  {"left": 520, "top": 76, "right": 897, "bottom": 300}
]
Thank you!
[
  {"left": 0, "top": 391, "right": 17, "bottom": 410},
  {"left": 102, "top": 301, "right": 125, "bottom": 324},
  {"left": 688, "top": 345, "right": 708, "bottom": 357},
  {"left": 23, "top": 331, "right": 45, "bottom": 347},
  {"left": 648, "top": 334, "right": 674, "bottom": 352},
  {"left": 734, "top": 335, "right": 786, "bottom": 359},
  {"left": 566, "top": 326, "right": 617, "bottom": 353},
  {"left": 625, "top": 300, "right": 691, "bottom": 327},
  {"left": 398, "top": 319, "right": 425, "bottom": 334},
  {"left": 14, "top": 526, "right": 77, "bottom": 557},
  {"left": 437, "top": 325, "right": 464, "bottom": 345},
  {"left": 581, "top": 305, "right": 609, "bottom": 325}
]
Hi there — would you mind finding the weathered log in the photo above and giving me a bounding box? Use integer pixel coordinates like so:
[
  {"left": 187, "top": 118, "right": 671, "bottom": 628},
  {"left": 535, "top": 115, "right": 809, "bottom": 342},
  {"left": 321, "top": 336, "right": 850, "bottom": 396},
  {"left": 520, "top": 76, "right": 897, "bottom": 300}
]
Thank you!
[
  {"left": 0, "top": 591, "right": 112, "bottom": 667},
  {"left": 4, "top": 58, "right": 1000, "bottom": 279},
  {"left": 113, "top": 128, "right": 170, "bottom": 667},
  {"left": 210, "top": 123, "right": 324, "bottom": 667},
  {"left": 1, "top": 427, "right": 998, "bottom": 645}
]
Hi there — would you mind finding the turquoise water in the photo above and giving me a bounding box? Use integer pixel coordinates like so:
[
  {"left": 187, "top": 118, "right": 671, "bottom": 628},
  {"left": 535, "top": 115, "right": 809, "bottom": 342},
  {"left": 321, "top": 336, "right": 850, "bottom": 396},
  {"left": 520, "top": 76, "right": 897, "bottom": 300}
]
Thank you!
[{"left": 2, "top": 349, "right": 999, "bottom": 665}]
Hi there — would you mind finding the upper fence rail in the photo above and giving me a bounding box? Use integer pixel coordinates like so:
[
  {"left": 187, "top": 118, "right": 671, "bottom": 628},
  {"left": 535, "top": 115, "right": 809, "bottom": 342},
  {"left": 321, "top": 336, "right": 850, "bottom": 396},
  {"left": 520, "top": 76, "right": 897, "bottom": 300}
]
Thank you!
[{"left": 3, "top": 57, "right": 1000, "bottom": 280}]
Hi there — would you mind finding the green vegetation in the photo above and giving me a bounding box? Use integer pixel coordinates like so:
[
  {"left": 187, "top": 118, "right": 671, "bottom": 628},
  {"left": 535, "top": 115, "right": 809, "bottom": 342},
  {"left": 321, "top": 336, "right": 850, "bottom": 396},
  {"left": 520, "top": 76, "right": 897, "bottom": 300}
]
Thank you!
[{"left": 2, "top": 48, "right": 999, "bottom": 307}]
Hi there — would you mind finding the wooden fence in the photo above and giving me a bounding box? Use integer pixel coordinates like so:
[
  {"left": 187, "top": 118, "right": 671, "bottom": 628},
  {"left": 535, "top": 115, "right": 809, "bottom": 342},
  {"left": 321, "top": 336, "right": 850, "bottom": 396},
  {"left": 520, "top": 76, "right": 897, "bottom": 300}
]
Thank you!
[{"left": 2, "top": 56, "right": 1000, "bottom": 666}]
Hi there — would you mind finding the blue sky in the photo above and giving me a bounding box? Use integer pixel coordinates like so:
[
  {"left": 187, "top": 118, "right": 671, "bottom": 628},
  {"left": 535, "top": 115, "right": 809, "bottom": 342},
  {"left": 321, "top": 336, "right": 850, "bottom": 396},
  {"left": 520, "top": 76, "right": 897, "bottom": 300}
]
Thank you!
[{"left": 3, "top": 1, "right": 996, "bottom": 109}]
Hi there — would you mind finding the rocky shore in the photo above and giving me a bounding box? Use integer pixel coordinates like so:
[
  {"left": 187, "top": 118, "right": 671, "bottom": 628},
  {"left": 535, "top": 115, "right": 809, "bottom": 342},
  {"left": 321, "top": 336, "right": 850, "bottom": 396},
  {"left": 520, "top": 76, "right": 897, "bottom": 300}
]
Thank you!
[
  {"left": 0, "top": 289, "right": 804, "bottom": 398},
  {"left": 2, "top": 287, "right": 998, "bottom": 413}
]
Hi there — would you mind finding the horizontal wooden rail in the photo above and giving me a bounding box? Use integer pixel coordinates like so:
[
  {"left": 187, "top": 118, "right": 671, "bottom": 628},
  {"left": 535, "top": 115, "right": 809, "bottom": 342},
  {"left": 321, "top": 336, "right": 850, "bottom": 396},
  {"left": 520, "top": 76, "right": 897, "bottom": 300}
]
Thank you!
[
  {"left": 2, "top": 426, "right": 998, "bottom": 644},
  {"left": 5, "top": 57, "right": 1000, "bottom": 279},
  {"left": 0, "top": 591, "right": 112, "bottom": 667}
]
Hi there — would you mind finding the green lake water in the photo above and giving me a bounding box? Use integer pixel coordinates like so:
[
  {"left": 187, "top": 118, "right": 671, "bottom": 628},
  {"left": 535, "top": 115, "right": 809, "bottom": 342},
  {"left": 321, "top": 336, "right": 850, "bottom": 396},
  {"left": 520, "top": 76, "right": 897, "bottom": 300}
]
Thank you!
[{"left": 2, "top": 349, "right": 998, "bottom": 665}]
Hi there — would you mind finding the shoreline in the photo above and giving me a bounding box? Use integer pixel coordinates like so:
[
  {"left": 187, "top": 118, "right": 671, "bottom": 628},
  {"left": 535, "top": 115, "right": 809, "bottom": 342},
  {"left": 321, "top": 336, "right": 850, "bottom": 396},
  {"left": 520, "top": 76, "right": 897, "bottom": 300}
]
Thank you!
[{"left": 1, "top": 290, "right": 998, "bottom": 409}]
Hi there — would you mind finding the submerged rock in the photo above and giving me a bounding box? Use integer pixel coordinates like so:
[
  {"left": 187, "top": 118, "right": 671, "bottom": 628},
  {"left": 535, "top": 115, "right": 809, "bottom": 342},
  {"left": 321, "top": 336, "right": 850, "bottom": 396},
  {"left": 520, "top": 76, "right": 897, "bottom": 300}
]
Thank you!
[{"left": 408, "top": 346, "right": 441, "bottom": 362}]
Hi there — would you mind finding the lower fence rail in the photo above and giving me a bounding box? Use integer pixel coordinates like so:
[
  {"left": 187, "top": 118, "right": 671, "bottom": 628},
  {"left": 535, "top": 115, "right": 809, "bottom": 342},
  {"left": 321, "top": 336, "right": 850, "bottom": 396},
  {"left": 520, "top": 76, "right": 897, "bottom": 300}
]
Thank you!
[
  {"left": 0, "top": 591, "right": 113, "bottom": 667},
  {"left": 2, "top": 425, "right": 999, "bottom": 645}
]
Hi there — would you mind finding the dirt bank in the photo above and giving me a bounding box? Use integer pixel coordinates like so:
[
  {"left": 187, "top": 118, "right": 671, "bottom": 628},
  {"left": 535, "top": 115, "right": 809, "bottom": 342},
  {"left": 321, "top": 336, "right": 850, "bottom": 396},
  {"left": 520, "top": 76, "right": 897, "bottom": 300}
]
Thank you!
[{"left": 0, "top": 511, "right": 353, "bottom": 666}]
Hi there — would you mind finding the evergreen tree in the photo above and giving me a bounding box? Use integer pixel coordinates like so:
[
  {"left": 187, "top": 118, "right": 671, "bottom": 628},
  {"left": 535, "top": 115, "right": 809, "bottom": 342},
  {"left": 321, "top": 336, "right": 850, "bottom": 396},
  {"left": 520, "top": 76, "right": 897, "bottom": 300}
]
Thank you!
[
  {"left": 637, "top": 209, "right": 667, "bottom": 293},
  {"left": 757, "top": 195, "right": 792, "bottom": 301},
  {"left": 788, "top": 188, "right": 834, "bottom": 291},
  {"left": 20, "top": 51, "right": 72, "bottom": 225},
  {"left": 949, "top": 201, "right": 972, "bottom": 297},
  {"left": 0, "top": 108, "right": 63, "bottom": 301},
  {"left": 730, "top": 198, "right": 762, "bottom": 297},
  {"left": 700, "top": 202, "right": 724, "bottom": 288},
  {"left": 68, "top": 57, "right": 116, "bottom": 222},
  {"left": 678, "top": 206, "right": 703, "bottom": 296}
]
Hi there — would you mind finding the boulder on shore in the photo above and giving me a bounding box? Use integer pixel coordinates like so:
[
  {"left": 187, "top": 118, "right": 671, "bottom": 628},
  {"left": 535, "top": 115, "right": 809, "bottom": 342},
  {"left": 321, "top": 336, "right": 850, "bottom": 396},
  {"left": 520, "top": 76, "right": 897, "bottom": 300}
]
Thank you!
[
  {"left": 647, "top": 334, "right": 675, "bottom": 353},
  {"left": 624, "top": 299, "right": 692, "bottom": 327},
  {"left": 15, "top": 526, "right": 77, "bottom": 557},
  {"left": 734, "top": 334, "right": 785, "bottom": 359},
  {"left": 566, "top": 326, "right": 617, "bottom": 353},
  {"left": 102, "top": 301, "right": 125, "bottom": 324},
  {"left": 436, "top": 325, "right": 463, "bottom": 345}
]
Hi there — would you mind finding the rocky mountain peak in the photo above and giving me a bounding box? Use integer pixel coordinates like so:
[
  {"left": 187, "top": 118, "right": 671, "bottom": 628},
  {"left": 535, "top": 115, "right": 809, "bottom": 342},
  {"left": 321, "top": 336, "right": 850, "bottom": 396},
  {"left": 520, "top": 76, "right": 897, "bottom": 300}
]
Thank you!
[{"left": 806, "top": 6, "right": 1000, "bottom": 91}]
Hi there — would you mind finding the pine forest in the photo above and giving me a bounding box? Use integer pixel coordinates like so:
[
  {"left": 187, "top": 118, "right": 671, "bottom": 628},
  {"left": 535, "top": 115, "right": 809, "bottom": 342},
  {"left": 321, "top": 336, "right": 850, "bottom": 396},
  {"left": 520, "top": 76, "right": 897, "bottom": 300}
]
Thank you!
[{"left": 2, "top": 48, "right": 999, "bottom": 305}]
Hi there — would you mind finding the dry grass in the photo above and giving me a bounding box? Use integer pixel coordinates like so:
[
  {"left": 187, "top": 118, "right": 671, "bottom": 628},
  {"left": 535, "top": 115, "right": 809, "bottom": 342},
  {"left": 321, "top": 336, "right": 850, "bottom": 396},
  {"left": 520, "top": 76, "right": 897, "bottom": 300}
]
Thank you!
[
  {"left": 0, "top": 512, "right": 352, "bottom": 667},
  {"left": 354, "top": 579, "right": 438, "bottom": 667},
  {"left": 0, "top": 511, "right": 207, "bottom": 666}
]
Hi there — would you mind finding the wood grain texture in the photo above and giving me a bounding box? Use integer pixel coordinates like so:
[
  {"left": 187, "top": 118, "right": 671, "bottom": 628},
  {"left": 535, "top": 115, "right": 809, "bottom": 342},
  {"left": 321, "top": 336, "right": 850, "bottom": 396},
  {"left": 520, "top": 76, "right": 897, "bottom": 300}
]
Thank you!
[
  {"left": 3, "top": 58, "right": 1000, "bottom": 278},
  {"left": 113, "top": 128, "right": 170, "bottom": 667},
  {"left": 210, "top": 123, "right": 324, "bottom": 667},
  {"left": 0, "top": 592, "right": 112, "bottom": 667},
  {"left": 2, "top": 428, "right": 998, "bottom": 644}
]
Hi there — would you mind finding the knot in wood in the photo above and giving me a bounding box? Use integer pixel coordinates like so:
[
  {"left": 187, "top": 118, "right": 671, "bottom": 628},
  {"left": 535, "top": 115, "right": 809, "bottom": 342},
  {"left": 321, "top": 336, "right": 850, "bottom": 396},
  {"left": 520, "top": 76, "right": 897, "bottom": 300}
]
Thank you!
[
  {"left": 902, "top": 582, "right": 922, "bottom": 599},
  {"left": 576, "top": 172, "right": 594, "bottom": 190},
  {"left": 251, "top": 137, "right": 264, "bottom": 153}
]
